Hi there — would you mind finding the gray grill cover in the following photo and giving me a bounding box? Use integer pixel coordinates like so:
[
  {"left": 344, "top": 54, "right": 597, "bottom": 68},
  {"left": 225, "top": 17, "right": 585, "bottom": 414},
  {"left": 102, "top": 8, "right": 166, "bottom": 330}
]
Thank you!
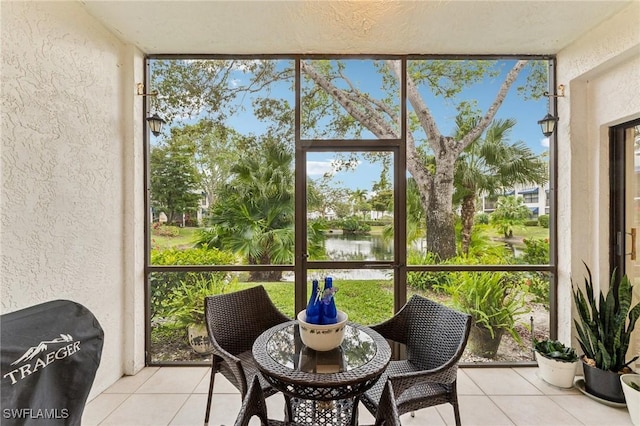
[{"left": 1, "top": 300, "right": 104, "bottom": 425}]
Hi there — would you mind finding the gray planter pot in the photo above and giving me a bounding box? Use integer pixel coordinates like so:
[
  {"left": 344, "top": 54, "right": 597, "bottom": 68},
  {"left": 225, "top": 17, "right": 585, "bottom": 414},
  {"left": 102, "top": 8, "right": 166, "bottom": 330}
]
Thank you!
[{"left": 582, "top": 357, "right": 625, "bottom": 404}]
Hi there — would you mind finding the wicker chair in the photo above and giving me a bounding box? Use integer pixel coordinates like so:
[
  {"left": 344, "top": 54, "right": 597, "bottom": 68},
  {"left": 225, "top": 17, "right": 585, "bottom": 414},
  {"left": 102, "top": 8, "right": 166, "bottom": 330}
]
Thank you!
[
  {"left": 235, "top": 376, "right": 401, "bottom": 426},
  {"left": 204, "top": 285, "right": 290, "bottom": 425},
  {"left": 233, "top": 375, "right": 297, "bottom": 426},
  {"left": 360, "top": 295, "right": 472, "bottom": 426}
]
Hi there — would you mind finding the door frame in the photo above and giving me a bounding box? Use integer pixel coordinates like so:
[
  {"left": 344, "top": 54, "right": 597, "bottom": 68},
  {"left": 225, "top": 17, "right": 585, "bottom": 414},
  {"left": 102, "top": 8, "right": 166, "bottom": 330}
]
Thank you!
[{"left": 609, "top": 118, "right": 640, "bottom": 280}]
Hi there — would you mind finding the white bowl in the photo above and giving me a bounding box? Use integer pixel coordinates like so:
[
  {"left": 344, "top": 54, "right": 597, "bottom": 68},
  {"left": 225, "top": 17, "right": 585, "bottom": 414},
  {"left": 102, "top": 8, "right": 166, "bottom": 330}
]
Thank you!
[{"left": 297, "top": 310, "right": 348, "bottom": 351}]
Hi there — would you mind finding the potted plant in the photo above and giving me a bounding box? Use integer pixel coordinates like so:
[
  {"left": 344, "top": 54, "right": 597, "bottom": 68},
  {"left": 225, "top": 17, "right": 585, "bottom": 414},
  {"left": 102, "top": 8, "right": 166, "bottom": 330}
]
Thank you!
[
  {"left": 533, "top": 338, "right": 579, "bottom": 388},
  {"left": 573, "top": 263, "right": 640, "bottom": 403},
  {"left": 165, "top": 274, "right": 237, "bottom": 354},
  {"left": 441, "top": 271, "right": 529, "bottom": 358},
  {"left": 621, "top": 374, "right": 640, "bottom": 425}
]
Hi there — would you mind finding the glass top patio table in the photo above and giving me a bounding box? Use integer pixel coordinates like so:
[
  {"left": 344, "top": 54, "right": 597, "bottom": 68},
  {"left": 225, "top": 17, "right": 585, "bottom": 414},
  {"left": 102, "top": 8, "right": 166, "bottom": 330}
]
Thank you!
[{"left": 252, "top": 321, "right": 391, "bottom": 425}]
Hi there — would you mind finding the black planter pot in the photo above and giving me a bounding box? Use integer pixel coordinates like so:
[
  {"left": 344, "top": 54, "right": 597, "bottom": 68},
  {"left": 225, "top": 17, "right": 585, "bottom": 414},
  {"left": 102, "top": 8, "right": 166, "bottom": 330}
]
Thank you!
[
  {"left": 582, "top": 356, "right": 625, "bottom": 403},
  {"left": 467, "top": 325, "right": 504, "bottom": 359}
]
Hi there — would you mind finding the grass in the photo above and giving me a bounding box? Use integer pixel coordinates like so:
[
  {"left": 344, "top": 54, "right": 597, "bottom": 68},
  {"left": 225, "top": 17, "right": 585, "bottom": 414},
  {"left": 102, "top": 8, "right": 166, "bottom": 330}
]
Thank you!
[
  {"left": 238, "top": 280, "right": 396, "bottom": 325},
  {"left": 151, "top": 226, "right": 199, "bottom": 250},
  {"left": 517, "top": 225, "right": 549, "bottom": 240}
]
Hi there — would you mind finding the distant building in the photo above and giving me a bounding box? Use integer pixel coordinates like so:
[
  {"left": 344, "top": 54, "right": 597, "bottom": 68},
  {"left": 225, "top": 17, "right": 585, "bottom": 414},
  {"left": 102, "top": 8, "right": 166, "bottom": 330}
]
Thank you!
[{"left": 480, "top": 184, "right": 549, "bottom": 218}]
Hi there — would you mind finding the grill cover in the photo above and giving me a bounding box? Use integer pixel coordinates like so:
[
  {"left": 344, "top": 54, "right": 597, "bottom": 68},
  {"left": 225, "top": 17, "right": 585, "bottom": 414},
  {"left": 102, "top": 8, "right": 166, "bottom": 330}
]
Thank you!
[{"left": 1, "top": 300, "right": 104, "bottom": 425}]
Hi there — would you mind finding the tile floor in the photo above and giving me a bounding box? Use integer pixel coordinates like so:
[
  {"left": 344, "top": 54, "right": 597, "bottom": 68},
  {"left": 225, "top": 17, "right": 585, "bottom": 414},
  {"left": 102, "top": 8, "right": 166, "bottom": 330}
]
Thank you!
[{"left": 82, "top": 366, "right": 634, "bottom": 426}]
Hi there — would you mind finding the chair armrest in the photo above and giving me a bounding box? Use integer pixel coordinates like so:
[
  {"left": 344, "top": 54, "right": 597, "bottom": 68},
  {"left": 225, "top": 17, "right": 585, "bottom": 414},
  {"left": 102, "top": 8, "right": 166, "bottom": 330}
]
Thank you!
[
  {"left": 387, "top": 363, "right": 459, "bottom": 396},
  {"left": 209, "top": 335, "right": 242, "bottom": 365}
]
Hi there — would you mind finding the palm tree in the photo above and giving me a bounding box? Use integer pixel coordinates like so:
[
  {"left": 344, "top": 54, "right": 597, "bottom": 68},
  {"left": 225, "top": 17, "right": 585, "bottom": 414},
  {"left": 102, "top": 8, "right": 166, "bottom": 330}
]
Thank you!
[
  {"left": 454, "top": 116, "right": 548, "bottom": 254},
  {"left": 195, "top": 138, "right": 294, "bottom": 281},
  {"left": 349, "top": 188, "right": 369, "bottom": 218},
  {"left": 491, "top": 195, "right": 532, "bottom": 239}
]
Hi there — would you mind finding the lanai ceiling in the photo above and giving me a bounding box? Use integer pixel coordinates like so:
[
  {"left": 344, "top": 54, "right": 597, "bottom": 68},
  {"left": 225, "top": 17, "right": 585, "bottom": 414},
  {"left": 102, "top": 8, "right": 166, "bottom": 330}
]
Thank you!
[{"left": 80, "top": 0, "right": 633, "bottom": 55}]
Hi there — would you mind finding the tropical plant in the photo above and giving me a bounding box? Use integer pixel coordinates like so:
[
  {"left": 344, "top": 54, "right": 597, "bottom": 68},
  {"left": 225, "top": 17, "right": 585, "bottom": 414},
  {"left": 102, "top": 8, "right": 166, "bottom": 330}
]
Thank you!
[
  {"left": 438, "top": 271, "right": 529, "bottom": 342},
  {"left": 165, "top": 275, "right": 238, "bottom": 328},
  {"left": 195, "top": 138, "right": 294, "bottom": 281},
  {"left": 533, "top": 338, "right": 578, "bottom": 362},
  {"left": 521, "top": 238, "right": 549, "bottom": 264},
  {"left": 490, "top": 195, "right": 532, "bottom": 239},
  {"left": 572, "top": 263, "right": 640, "bottom": 372},
  {"left": 454, "top": 115, "right": 548, "bottom": 254},
  {"left": 349, "top": 188, "right": 371, "bottom": 219}
]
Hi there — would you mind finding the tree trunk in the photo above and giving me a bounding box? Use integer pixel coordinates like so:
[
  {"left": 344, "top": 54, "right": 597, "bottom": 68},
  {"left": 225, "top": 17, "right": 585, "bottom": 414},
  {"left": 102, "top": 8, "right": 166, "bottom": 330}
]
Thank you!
[
  {"left": 426, "top": 156, "right": 458, "bottom": 259},
  {"left": 460, "top": 194, "right": 476, "bottom": 255}
]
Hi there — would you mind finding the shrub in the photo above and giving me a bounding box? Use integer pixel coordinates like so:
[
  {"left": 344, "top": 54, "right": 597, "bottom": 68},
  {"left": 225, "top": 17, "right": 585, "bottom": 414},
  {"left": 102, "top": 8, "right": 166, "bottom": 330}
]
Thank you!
[
  {"left": 474, "top": 213, "right": 489, "bottom": 225},
  {"left": 152, "top": 223, "right": 181, "bottom": 237},
  {"left": 524, "top": 219, "right": 539, "bottom": 226},
  {"left": 524, "top": 273, "right": 550, "bottom": 308},
  {"left": 150, "top": 247, "right": 237, "bottom": 320},
  {"left": 438, "top": 271, "right": 528, "bottom": 342},
  {"left": 406, "top": 251, "right": 452, "bottom": 291},
  {"left": 522, "top": 238, "right": 549, "bottom": 265},
  {"left": 340, "top": 216, "right": 371, "bottom": 234},
  {"left": 538, "top": 214, "right": 549, "bottom": 228}
]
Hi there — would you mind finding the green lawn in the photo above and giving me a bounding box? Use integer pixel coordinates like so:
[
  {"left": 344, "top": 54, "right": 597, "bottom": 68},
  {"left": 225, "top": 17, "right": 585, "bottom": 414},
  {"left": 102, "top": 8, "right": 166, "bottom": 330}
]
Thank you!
[
  {"left": 239, "top": 280, "right": 396, "bottom": 325},
  {"left": 151, "top": 226, "right": 200, "bottom": 250},
  {"left": 516, "top": 225, "right": 549, "bottom": 240}
]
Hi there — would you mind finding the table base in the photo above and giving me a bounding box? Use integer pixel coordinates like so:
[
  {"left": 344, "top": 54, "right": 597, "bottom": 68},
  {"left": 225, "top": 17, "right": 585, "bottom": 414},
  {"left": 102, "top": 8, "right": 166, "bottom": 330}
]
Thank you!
[{"left": 289, "top": 397, "right": 357, "bottom": 426}]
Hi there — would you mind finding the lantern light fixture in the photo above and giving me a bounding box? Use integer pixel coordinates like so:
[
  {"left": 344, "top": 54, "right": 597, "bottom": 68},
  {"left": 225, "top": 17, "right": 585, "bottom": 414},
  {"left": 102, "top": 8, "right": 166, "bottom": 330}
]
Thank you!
[
  {"left": 538, "top": 84, "right": 565, "bottom": 137},
  {"left": 146, "top": 113, "right": 166, "bottom": 137},
  {"left": 538, "top": 113, "right": 559, "bottom": 137},
  {"left": 137, "top": 83, "right": 165, "bottom": 136}
]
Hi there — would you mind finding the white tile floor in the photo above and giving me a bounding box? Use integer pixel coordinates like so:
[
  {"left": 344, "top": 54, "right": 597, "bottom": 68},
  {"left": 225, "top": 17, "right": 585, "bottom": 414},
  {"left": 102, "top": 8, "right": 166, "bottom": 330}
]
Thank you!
[{"left": 82, "top": 366, "right": 634, "bottom": 426}]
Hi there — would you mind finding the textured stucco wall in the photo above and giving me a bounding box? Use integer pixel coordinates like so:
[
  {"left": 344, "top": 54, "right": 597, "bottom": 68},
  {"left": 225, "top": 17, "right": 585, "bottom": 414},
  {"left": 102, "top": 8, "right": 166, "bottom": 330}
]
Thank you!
[
  {"left": 1, "top": 1, "right": 143, "bottom": 395},
  {"left": 556, "top": 2, "right": 640, "bottom": 360}
]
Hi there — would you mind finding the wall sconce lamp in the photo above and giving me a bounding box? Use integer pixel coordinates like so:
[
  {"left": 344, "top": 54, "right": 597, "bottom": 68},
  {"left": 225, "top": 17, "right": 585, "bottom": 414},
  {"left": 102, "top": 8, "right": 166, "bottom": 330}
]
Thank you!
[
  {"left": 538, "top": 84, "right": 565, "bottom": 137},
  {"left": 146, "top": 113, "right": 166, "bottom": 137},
  {"left": 538, "top": 113, "right": 559, "bottom": 137},
  {"left": 137, "top": 83, "right": 166, "bottom": 136}
]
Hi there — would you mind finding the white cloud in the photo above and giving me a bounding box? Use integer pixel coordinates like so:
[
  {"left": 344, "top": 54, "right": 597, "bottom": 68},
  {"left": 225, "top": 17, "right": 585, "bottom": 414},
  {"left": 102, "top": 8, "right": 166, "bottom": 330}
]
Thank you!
[
  {"left": 307, "top": 161, "right": 333, "bottom": 176},
  {"left": 541, "top": 137, "right": 550, "bottom": 148}
]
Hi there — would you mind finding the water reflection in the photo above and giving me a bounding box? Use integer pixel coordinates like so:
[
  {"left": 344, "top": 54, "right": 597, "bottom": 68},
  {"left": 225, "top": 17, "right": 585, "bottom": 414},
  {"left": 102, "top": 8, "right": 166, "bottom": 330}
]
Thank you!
[
  {"left": 322, "top": 234, "right": 393, "bottom": 261},
  {"left": 340, "top": 326, "right": 376, "bottom": 370}
]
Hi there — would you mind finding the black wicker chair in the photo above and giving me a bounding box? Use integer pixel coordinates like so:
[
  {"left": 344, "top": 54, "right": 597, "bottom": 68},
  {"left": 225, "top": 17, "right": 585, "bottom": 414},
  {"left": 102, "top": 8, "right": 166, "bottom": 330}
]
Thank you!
[
  {"left": 360, "top": 295, "right": 472, "bottom": 426},
  {"left": 369, "top": 380, "right": 402, "bottom": 426},
  {"left": 233, "top": 375, "right": 297, "bottom": 426},
  {"left": 235, "top": 376, "right": 401, "bottom": 426},
  {"left": 204, "top": 285, "right": 290, "bottom": 425}
]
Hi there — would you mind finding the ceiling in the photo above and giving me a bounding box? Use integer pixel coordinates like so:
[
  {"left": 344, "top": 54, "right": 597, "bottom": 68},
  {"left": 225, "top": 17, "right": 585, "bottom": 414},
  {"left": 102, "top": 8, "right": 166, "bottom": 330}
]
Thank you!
[{"left": 80, "top": 1, "right": 632, "bottom": 56}]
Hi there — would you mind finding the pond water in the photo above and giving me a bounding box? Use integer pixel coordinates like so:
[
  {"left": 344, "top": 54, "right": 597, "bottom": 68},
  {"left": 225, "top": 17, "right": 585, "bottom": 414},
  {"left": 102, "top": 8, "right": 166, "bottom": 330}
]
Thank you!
[{"left": 322, "top": 233, "right": 393, "bottom": 261}]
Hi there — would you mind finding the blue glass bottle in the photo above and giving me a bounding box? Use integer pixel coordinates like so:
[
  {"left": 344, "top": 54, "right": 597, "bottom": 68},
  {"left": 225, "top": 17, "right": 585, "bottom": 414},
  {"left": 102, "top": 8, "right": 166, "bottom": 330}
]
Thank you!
[
  {"left": 320, "top": 277, "right": 337, "bottom": 325},
  {"left": 305, "top": 279, "right": 321, "bottom": 324}
]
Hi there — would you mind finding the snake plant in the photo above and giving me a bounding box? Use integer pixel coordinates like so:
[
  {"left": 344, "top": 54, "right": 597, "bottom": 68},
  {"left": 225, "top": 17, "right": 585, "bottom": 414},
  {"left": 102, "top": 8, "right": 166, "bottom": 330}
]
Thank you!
[{"left": 572, "top": 262, "right": 640, "bottom": 372}]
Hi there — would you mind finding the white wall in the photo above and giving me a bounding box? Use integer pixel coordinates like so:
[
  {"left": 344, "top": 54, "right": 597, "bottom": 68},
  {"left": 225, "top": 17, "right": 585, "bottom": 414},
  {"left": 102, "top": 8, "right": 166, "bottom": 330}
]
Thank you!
[
  {"left": 556, "top": 2, "right": 640, "bottom": 362},
  {"left": 1, "top": 1, "right": 145, "bottom": 396}
]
